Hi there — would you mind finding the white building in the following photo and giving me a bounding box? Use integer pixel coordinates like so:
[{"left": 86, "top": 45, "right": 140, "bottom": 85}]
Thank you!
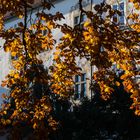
[{"left": 0, "top": 0, "right": 132, "bottom": 105}]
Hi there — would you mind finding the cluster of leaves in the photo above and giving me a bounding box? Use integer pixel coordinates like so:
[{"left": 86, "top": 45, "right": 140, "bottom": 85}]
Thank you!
[
  {"left": 128, "top": 0, "right": 140, "bottom": 32},
  {"left": 52, "top": 1, "right": 140, "bottom": 114},
  {"left": 0, "top": 0, "right": 64, "bottom": 139}
]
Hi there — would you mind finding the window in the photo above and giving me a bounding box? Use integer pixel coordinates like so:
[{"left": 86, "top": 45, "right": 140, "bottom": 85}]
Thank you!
[
  {"left": 74, "top": 16, "right": 79, "bottom": 25},
  {"left": 74, "top": 73, "right": 86, "bottom": 99},
  {"left": 119, "top": 2, "right": 124, "bottom": 24},
  {"left": 74, "top": 14, "right": 86, "bottom": 26},
  {"left": 113, "top": 2, "right": 125, "bottom": 25}
]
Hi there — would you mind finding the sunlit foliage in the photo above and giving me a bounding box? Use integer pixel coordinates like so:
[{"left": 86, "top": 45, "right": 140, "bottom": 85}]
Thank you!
[{"left": 0, "top": 0, "right": 139, "bottom": 139}]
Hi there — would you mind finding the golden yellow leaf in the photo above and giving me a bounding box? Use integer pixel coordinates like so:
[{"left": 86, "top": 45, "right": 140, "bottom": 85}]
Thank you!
[
  {"left": 127, "top": 84, "right": 133, "bottom": 90},
  {"left": 14, "top": 73, "right": 19, "bottom": 79},
  {"left": 11, "top": 51, "right": 16, "bottom": 57},
  {"left": 3, "top": 111, "right": 7, "bottom": 115},
  {"left": 33, "top": 123, "right": 37, "bottom": 129},
  {"left": 18, "top": 15, "right": 23, "bottom": 19},
  {"left": 6, "top": 119, "right": 11, "bottom": 124},
  {"left": 84, "top": 21, "right": 90, "bottom": 27},
  {"left": 115, "top": 81, "right": 120, "bottom": 86}
]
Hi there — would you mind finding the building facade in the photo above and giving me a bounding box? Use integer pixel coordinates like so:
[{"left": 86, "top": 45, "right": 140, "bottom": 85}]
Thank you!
[{"left": 0, "top": 0, "right": 137, "bottom": 105}]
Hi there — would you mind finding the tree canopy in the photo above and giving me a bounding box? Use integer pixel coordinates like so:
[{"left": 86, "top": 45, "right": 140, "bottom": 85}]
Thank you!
[{"left": 0, "top": 0, "right": 139, "bottom": 139}]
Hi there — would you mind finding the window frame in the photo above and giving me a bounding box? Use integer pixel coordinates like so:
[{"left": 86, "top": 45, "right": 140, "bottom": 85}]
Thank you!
[
  {"left": 112, "top": 1, "right": 125, "bottom": 25},
  {"left": 74, "top": 73, "right": 87, "bottom": 99}
]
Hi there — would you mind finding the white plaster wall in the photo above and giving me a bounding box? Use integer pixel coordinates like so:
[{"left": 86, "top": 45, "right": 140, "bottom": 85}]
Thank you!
[{"left": 0, "top": 38, "right": 10, "bottom": 106}]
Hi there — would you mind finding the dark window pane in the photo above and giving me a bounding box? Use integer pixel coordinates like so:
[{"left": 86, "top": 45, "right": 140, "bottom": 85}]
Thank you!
[
  {"left": 75, "top": 75, "right": 80, "bottom": 82},
  {"left": 119, "top": 2, "right": 124, "bottom": 11},
  {"left": 113, "top": 4, "right": 118, "bottom": 23},
  {"left": 75, "top": 84, "right": 80, "bottom": 94},
  {"left": 119, "top": 2, "right": 124, "bottom": 24},
  {"left": 75, "top": 84, "right": 80, "bottom": 99},
  {"left": 74, "top": 16, "right": 79, "bottom": 25},
  {"left": 81, "top": 73, "right": 86, "bottom": 81},
  {"left": 81, "top": 83, "right": 86, "bottom": 98},
  {"left": 74, "top": 93, "right": 79, "bottom": 99},
  {"left": 120, "top": 16, "right": 124, "bottom": 24},
  {"left": 121, "top": 10, "right": 124, "bottom": 16},
  {"left": 113, "top": 5, "right": 117, "bottom": 10}
]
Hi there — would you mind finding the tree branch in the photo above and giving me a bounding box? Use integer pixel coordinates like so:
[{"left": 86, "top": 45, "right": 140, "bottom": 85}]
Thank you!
[{"left": 23, "top": 0, "right": 29, "bottom": 65}]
